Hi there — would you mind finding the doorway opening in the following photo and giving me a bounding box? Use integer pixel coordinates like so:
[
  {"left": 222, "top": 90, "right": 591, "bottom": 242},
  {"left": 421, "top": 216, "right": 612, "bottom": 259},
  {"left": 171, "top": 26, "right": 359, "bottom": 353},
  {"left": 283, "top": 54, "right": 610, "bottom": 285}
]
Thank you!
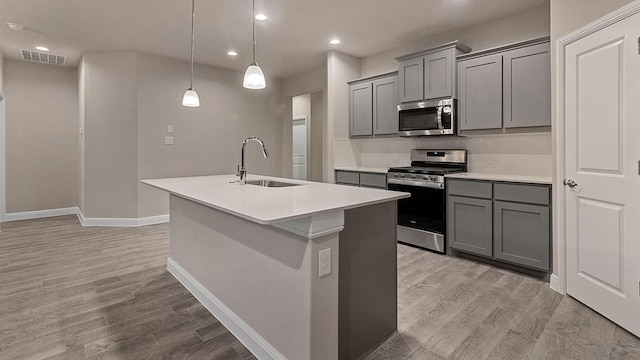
[{"left": 292, "top": 92, "right": 323, "bottom": 182}]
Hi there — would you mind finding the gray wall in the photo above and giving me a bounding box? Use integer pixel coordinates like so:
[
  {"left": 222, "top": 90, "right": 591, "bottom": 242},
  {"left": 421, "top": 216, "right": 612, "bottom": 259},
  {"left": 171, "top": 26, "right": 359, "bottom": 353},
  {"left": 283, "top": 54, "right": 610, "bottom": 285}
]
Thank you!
[
  {"left": 136, "top": 53, "right": 284, "bottom": 218},
  {"left": 0, "top": 49, "right": 4, "bottom": 94},
  {"left": 80, "top": 53, "right": 139, "bottom": 219},
  {"left": 4, "top": 60, "right": 79, "bottom": 213},
  {"left": 0, "top": 57, "right": 79, "bottom": 219},
  {"left": 361, "top": 4, "right": 551, "bottom": 77},
  {"left": 310, "top": 91, "right": 323, "bottom": 182}
]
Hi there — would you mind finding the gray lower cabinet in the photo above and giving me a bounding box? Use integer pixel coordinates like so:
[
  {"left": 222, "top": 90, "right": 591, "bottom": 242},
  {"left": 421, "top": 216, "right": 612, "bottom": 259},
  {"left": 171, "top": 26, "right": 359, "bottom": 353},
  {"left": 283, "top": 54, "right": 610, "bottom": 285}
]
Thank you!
[
  {"left": 448, "top": 195, "right": 493, "bottom": 257},
  {"left": 349, "top": 72, "right": 398, "bottom": 137},
  {"left": 335, "top": 170, "right": 386, "bottom": 189},
  {"left": 494, "top": 201, "right": 550, "bottom": 270},
  {"left": 447, "top": 179, "right": 551, "bottom": 272}
]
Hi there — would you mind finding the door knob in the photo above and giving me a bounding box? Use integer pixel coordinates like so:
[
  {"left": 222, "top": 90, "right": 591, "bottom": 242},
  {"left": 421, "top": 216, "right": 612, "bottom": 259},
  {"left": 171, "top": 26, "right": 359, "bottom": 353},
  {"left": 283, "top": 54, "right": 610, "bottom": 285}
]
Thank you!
[{"left": 563, "top": 179, "right": 578, "bottom": 188}]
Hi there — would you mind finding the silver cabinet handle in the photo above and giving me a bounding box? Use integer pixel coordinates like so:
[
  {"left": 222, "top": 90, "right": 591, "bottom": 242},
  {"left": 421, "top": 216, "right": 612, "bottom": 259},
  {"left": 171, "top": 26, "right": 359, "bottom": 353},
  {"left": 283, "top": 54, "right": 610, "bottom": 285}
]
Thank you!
[{"left": 563, "top": 179, "right": 578, "bottom": 188}]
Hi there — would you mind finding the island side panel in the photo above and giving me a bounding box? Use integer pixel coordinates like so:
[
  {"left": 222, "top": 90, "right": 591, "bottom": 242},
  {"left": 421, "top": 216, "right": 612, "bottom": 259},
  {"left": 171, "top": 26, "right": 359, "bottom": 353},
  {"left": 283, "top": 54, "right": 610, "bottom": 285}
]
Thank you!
[
  {"left": 339, "top": 201, "right": 398, "bottom": 360},
  {"left": 168, "top": 194, "right": 339, "bottom": 360}
]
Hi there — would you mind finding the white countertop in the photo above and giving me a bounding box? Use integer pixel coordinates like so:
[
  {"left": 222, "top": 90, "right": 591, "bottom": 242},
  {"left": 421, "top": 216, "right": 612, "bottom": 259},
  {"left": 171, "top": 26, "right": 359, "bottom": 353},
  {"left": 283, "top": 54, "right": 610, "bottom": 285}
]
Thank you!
[
  {"left": 334, "top": 166, "right": 389, "bottom": 174},
  {"left": 445, "top": 172, "right": 552, "bottom": 184},
  {"left": 142, "top": 174, "right": 409, "bottom": 225}
]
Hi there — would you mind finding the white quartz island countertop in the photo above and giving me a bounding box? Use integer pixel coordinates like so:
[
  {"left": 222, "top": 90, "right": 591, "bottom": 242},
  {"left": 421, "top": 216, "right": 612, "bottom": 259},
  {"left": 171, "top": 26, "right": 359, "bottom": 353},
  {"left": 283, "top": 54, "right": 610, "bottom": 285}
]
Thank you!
[
  {"left": 142, "top": 174, "right": 409, "bottom": 225},
  {"left": 445, "top": 172, "right": 552, "bottom": 184}
]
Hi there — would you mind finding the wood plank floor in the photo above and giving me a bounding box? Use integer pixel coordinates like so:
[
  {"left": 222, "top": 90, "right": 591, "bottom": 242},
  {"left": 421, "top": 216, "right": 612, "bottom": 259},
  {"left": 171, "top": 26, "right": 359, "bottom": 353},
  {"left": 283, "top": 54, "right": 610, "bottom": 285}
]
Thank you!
[{"left": 0, "top": 216, "right": 638, "bottom": 359}]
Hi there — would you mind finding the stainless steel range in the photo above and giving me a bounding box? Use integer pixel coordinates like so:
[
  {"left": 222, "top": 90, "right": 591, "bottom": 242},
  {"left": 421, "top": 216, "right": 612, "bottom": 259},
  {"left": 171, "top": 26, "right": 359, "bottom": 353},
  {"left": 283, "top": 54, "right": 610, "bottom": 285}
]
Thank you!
[{"left": 387, "top": 149, "right": 467, "bottom": 253}]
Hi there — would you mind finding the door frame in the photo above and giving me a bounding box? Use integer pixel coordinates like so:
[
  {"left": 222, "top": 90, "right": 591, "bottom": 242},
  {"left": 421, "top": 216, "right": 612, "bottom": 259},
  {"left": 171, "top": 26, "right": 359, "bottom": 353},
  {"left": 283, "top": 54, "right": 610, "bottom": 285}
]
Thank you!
[
  {"left": 0, "top": 91, "right": 5, "bottom": 223},
  {"left": 554, "top": 0, "right": 640, "bottom": 294},
  {"left": 292, "top": 115, "right": 309, "bottom": 180}
]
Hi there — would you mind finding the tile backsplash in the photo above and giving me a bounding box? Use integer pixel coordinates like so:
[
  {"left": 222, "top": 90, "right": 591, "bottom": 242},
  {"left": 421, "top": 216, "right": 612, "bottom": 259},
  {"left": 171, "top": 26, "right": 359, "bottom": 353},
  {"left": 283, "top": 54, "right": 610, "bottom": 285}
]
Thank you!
[{"left": 335, "top": 133, "right": 552, "bottom": 177}]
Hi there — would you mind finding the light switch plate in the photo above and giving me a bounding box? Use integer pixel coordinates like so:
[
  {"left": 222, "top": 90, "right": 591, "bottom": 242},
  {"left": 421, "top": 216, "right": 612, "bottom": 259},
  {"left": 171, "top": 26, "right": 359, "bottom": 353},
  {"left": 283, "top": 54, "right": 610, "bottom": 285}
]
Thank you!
[{"left": 168, "top": 125, "right": 174, "bottom": 133}]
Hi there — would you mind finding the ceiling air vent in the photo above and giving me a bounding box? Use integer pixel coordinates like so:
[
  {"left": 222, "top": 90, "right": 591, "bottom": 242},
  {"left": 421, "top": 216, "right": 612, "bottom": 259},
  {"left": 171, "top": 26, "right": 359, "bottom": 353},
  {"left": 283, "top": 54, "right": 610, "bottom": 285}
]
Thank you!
[{"left": 20, "top": 49, "right": 66, "bottom": 65}]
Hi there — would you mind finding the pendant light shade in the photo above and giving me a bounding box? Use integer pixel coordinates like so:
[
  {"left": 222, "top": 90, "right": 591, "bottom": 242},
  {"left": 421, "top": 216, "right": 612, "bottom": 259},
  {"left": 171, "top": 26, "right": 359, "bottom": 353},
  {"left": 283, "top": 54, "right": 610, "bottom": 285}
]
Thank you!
[
  {"left": 182, "top": 88, "right": 200, "bottom": 107},
  {"left": 243, "top": 63, "right": 266, "bottom": 89},
  {"left": 182, "top": 0, "right": 200, "bottom": 107},
  {"left": 243, "top": 0, "right": 266, "bottom": 89}
]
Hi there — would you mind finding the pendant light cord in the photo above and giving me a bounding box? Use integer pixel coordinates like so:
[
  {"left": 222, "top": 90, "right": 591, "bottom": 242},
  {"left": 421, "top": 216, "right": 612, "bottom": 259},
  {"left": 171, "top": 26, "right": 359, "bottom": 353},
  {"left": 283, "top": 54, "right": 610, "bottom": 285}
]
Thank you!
[
  {"left": 189, "top": 0, "right": 196, "bottom": 88},
  {"left": 252, "top": 0, "right": 256, "bottom": 64}
]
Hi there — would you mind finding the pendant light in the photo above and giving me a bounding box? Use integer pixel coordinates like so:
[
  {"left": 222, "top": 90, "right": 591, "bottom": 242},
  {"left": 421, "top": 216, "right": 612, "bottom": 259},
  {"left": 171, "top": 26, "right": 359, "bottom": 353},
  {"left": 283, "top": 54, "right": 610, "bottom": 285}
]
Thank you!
[
  {"left": 182, "top": 0, "right": 200, "bottom": 107},
  {"left": 243, "top": 0, "right": 266, "bottom": 89}
]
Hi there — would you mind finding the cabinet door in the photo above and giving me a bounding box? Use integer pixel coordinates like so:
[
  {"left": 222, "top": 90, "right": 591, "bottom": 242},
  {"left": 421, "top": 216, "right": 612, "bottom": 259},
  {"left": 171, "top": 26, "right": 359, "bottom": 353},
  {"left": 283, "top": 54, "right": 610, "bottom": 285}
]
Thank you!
[
  {"left": 447, "top": 195, "right": 493, "bottom": 257},
  {"left": 349, "top": 82, "right": 373, "bottom": 136},
  {"left": 372, "top": 75, "right": 399, "bottom": 135},
  {"left": 458, "top": 54, "right": 503, "bottom": 130},
  {"left": 494, "top": 200, "right": 550, "bottom": 270},
  {"left": 503, "top": 42, "right": 551, "bottom": 128},
  {"left": 423, "top": 49, "right": 453, "bottom": 100},
  {"left": 398, "top": 57, "right": 423, "bottom": 103}
]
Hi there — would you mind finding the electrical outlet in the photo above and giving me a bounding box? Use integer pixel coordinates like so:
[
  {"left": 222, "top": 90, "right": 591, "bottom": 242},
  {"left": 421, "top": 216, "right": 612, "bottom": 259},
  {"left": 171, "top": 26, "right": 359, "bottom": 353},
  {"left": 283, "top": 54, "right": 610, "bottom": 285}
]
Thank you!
[
  {"left": 165, "top": 136, "right": 174, "bottom": 145},
  {"left": 319, "top": 248, "right": 331, "bottom": 277}
]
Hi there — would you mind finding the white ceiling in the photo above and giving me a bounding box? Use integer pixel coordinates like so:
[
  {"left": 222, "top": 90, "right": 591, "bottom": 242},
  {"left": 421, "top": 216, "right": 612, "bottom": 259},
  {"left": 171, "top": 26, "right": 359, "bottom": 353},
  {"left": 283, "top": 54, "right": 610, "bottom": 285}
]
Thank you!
[{"left": 0, "top": 0, "right": 548, "bottom": 79}]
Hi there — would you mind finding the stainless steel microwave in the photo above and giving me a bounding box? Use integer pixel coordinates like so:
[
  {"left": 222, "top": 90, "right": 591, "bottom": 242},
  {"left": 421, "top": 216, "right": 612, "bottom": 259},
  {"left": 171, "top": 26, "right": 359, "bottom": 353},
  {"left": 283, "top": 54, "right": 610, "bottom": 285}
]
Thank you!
[{"left": 397, "top": 98, "right": 456, "bottom": 136}]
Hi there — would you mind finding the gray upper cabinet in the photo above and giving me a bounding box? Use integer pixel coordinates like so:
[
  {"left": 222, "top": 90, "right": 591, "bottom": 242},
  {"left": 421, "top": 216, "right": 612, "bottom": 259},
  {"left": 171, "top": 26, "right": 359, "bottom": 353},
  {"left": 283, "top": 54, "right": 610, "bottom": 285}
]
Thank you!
[
  {"left": 503, "top": 42, "right": 551, "bottom": 128},
  {"left": 398, "top": 57, "right": 423, "bottom": 103},
  {"left": 349, "top": 72, "right": 398, "bottom": 137},
  {"left": 457, "top": 37, "right": 551, "bottom": 133},
  {"left": 396, "top": 41, "right": 471, "bottom": 103},
  {"left": 372, "top": 75, "right": 399, "bottom": 135},
  {"left": 457, "top": 54, "right": 503, "bottom": 130},
  {"left": 349, "top": 82, "right": 373, "bottom": 136},
  {"left": 423, "top": 50, "right": 454, "bottom": 99}
]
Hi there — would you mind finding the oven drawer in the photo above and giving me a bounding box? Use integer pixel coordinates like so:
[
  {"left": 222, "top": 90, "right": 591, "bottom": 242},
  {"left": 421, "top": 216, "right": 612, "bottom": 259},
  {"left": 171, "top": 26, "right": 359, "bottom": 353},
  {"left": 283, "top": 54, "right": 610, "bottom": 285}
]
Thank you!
[
  {"left": 494, "top": 183, "right": 549, "bottom": 205},
  {"left": 447, "top": 180, "right": 492, "bottom": 199}
]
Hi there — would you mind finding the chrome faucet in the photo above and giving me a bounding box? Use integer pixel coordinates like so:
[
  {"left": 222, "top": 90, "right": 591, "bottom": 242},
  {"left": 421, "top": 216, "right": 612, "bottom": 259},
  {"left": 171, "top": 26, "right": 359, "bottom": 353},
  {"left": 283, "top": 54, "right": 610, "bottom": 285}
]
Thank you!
[{"left": 237, "top": 136, "right": 269, "bottom": 184}]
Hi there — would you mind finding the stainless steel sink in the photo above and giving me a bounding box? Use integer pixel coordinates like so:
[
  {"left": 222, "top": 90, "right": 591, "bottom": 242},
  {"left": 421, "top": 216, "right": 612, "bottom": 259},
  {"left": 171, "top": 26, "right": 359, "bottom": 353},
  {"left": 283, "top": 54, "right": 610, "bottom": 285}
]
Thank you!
[{"left": 246, "top": 179, "right": 301, "bottom": 188}]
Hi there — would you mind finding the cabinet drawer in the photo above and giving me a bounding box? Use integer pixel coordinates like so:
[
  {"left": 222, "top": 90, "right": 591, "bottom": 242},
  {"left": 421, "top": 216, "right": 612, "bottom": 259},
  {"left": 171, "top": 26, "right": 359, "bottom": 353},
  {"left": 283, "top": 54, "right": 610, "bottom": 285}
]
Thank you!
[
  {"left": 336, "top": 171, "right": 360, "bottom": 185},
  {"left": 494, "top": 183, "right": 549, "bottom": 205},
  {"left": 359, "top": 173, "right": 387, "bottom": 188},
  {"left": 447, "top": 180, "right": 492, "bottom": 199}
]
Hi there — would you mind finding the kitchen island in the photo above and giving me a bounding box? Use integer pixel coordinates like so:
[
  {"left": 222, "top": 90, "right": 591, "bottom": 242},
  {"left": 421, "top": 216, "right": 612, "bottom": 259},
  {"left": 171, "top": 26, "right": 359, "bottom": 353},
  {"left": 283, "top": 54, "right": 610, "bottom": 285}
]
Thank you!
[{"left": 142, "top": 174, "right": 409, "bottom": 360}]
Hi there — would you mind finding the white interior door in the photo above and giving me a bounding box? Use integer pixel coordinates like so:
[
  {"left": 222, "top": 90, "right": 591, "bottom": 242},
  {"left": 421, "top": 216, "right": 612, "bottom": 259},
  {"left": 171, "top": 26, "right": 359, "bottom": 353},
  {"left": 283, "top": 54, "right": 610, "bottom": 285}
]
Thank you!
[
  {"left": 292, "top": 117, "right": 308, "bottom": 181},
  {"left": 564, "top": 12, "right": 640, "bottom": 336}
]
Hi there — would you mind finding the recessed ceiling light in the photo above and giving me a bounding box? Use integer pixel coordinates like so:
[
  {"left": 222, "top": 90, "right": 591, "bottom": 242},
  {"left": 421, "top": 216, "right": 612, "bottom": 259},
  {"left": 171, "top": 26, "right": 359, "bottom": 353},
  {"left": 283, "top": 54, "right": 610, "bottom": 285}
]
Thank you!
[
  {"left": 255, "top": 13, "right": 267, "bottom": 21},
  {"left": 6, "top": 22, "right": 24, "bottom": 31},
  {"left": 35, "top": 46, "right": 49, "bottom": 52},
  {"left": 227, "top": 51, "right": 238, "bottom": 56},
  {"left": 329, "top": 39, "right": 341, "bottom": 45}
]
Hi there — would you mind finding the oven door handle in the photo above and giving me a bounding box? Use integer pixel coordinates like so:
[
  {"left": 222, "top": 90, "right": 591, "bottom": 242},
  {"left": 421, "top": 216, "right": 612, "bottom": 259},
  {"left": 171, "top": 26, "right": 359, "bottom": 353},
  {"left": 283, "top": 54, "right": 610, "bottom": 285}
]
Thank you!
[{"left": 387, "top": 178, "right": 444, "bottom": 189}]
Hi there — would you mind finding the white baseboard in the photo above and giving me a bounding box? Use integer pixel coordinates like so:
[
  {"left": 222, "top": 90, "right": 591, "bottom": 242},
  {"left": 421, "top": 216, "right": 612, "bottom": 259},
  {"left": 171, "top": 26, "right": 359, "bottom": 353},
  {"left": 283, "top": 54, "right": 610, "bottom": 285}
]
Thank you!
[
  {"left": 167, "top": 257, "right": 286, "bottom": 360},
  {"left": 78, "top": 211, "right": 169, "bottom": 227},
  {"left": 549, "top": 273, "right": 563, "bottom": 294},
  {"left": 4, "top": 207, "right": 79, "bottom": 221},
  {"left": 4, "top": 206, "right": 169, "bottom": 228}
]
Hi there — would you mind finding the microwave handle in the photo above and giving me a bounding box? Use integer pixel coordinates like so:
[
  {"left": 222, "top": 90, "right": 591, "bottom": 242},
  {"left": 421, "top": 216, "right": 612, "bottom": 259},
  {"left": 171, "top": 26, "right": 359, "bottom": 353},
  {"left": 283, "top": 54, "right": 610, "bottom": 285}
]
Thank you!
[{"left": 436, "top": 106, "right": 443, "bottom": 129}]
